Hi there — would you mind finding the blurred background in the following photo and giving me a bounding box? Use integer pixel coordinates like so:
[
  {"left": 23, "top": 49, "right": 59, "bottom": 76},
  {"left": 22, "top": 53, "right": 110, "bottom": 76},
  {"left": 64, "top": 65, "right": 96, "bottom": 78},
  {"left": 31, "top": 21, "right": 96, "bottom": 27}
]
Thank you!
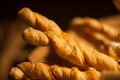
[
  {"left": 0, "top": 0, "right": 118, "bottom": 30},
  {"left": 0, "top": 0, "right": 119, "bottom": 80}
]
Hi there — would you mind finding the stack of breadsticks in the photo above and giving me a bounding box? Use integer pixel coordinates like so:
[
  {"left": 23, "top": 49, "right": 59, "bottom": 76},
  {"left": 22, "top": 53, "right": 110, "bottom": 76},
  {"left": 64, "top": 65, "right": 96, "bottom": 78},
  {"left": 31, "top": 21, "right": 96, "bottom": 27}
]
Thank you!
[{"left": 9, "top": 7, "right": 120, "bottom": 80}]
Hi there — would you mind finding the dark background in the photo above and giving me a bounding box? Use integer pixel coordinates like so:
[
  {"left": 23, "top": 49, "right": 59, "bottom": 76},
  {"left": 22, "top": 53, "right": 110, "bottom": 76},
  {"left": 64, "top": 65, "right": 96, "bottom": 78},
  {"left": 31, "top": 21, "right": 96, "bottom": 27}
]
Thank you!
[{"left": 0, "top": 0, "right": 118, "bottom": 30}]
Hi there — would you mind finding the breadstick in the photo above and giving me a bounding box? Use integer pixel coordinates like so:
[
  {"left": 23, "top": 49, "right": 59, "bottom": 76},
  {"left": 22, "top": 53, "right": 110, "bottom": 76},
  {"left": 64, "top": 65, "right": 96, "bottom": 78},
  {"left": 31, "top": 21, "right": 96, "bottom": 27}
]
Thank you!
[
  {"left": 70, "top": 17, "right": 120, "bottom": 41},
  {"left": 22, "top": 27, "right": 49, "bottom": 46},
  {"left": 10, "top": 62, "right": 101, "bottom": 80},
  {"left": 19, "top": 8, "right": 86, "bottom": 68},
  {"left": 71, "top": 18, "right": 120, "bottom": 59},
  {"left": 18, "top": 7, "right": 62, "bottom": 34},
  {"left": 23, "top": 27, "right": 120, "bottom": 71},
  {"left": 108, "top": 41, "right": 120, "bottom": 58},
  {"left": 10, "top": 67, "right": 29, "bottom": 80},
  {"left": 19, "top": 7, "right": 120, "bottom": 71},
  {"left": 88, "top": 31, "right": 120, "bottom": 60},
  {"left": 81, "top": 29, "right": 120, "bottom": 59}
]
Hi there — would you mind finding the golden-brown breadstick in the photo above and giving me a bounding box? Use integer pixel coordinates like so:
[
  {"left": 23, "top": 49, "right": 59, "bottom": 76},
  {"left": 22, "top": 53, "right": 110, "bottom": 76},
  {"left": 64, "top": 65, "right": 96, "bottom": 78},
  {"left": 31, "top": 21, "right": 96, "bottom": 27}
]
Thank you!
[
  {"left": 10, "top": 62, "right": 101, "bottom": 80},
  {"left": 22, "top": 27, "right": 49, "bottom": 46},
  {"left": 19, "top": 7, "right": 120, "bottom": 71},
  {"left": 90, "top": 32, "right": 120, "bottom": 60},
  {"left": 70, "top": 18, "right": 120, "bottom": 60},
  {"left": 70, "top": 17, "right": 120, "bottom": 41},
  {"left": 10, "top": 67, "right": 29, "bottom": 80},
  {"left": 18, "top": 7, "right": 62, "bottom": 34},
  {"left": 23, "top": 27, "right": 87, "bottom": 68}
]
